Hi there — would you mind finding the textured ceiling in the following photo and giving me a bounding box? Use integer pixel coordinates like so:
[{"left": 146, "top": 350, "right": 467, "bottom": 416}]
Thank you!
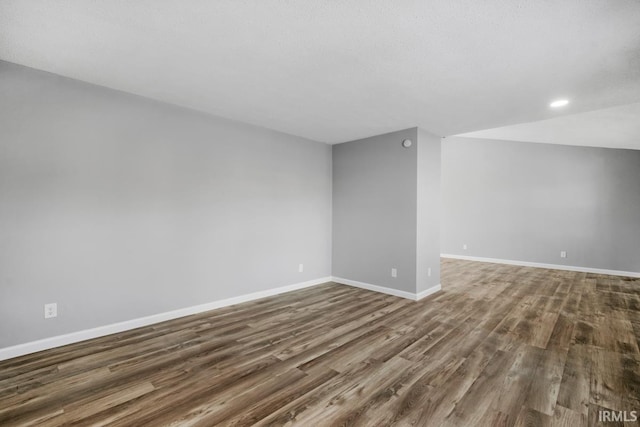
[
  {"left": 1, "top": 1, "right": 640, "bottom": 144},
  {"left": 458, "top": 103, "right": 640, "bottom": 150}
]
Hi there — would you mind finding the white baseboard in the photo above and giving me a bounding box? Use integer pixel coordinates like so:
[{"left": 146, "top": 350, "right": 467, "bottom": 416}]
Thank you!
[
  {"left": 441, "top": 254, "right": 640, "bottom": 278},
  {"left": 0, "top": 276, "right": 331, "bottom": 362},
  {"left": 416, "top": 284, "right": 442, "bottom": 300},
  {"left": 330, "top": 276, "right": 441, "bottom": 301}
]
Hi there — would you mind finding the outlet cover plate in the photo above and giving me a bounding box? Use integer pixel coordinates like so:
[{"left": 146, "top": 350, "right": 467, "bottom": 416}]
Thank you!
[{"left": 44, "top": 303, "right": 57, "bottom": 319}]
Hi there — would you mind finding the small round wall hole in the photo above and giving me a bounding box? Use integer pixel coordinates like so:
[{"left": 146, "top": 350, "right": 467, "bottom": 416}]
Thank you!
[{"left": 402, "top": 139, "right": 412, "bottom": 148}]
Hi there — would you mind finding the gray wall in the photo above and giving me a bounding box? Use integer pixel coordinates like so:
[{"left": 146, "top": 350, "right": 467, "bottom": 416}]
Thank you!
[
  {"left": 442, "top": 136, "right": 640, "bottom": 273},
  {"left": 332, "top": 128, "right": 418, "bottom": 293},
  {"left": 416, "top": 129, "right": 441, "bottom": 292},
  {"left": 0, "top": 61, "right": 332, "bottom": 348}
]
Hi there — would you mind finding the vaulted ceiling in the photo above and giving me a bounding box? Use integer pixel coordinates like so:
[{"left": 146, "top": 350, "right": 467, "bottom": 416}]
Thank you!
[{"left": 1, "top": 1, "right": 639, "bottom": 145}]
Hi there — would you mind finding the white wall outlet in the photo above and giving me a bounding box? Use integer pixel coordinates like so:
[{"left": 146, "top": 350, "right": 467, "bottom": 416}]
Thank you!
[
  {"left": 298, "top": 263, "right": 304, "bottom": 273},
  {"left": 560, "top": 251, "right": 567, "bottom": 258},
  {"left": 44, "top": 303, "right": 57, "bottom": 319},
  {"left": 428, "top": 267, "right": 432, "bottom": 277},
  {"left": 463, "top": 244, "right": 468, "bottom": 250},
  {"left": 391, "top": 268, "right": 397, "bottom": 278}
]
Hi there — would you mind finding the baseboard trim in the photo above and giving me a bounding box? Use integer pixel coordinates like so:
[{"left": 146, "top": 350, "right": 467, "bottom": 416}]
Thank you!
[
  {"left": 416, "top": 284, "right": 442, "bottom": 300},
  {"left": 331, "top": 276, "right": 417, "bottom": 300},
  {"left": 0, "top": 276, "right": 331, "bottom": 362},
  {"left": 441, "top": 254, "right": 640, "bottom": 278},
  {"left": 330, "top": 276, "right": 441, "bottom": 301}
]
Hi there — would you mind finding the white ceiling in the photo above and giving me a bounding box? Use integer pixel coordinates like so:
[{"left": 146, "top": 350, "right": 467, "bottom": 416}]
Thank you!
[
  {"left": 1, "top": 1, "right": 640, "bottom": 144},
  {"left": 458, "top": 102, "right": 640, "bottom": 150}
]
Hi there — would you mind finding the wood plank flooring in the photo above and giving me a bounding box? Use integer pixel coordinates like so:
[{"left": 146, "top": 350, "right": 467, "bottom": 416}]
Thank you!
[{"left": 1, "top": 258, "right": 639, "bottom": 426}]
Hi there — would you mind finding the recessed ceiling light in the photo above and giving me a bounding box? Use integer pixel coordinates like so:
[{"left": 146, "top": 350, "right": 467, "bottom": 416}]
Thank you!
[{"left": 550, "top": 99, "right": 569, "bottom": 108}]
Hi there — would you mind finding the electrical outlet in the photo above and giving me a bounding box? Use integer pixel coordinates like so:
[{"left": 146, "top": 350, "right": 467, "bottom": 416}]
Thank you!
[
  {"left": 560, "top": 251, "right": 567, "bottom": 258},
  {"left": 428, "top": 267, "right": 432, "bottom": 277},
  {"left": 391, "top": 268, "right": 397, "bottom": 278},
  {"left": 298, "top": 263, "right": 304, "bottom": 273},
  {"left": 44, "top": 303, "right": 57, "bottom": 319},
  {"left": 463, "top": 244, "right": 468, "bottom": 250}
]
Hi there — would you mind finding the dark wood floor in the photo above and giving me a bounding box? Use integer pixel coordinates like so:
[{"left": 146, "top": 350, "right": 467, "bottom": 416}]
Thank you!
[{"left": 1, "top": 259, "right": 639, "bottom": 426}]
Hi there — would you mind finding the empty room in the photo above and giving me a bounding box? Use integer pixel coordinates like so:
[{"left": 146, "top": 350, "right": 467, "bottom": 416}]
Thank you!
[{"left": 1, "top": 1, "right": 639, "bottom": 426}]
